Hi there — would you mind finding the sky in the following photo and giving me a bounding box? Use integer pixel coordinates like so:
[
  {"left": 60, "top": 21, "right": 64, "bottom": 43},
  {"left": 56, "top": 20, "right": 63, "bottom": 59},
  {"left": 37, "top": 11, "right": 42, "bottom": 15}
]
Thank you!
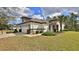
[
  {"left": 8, "top": 7, "right": 79, "bottom": 24},
  {"left": 8, "top": 7, "right": 44, "bottom": 24},
  {"left": 27, "top": 7, "right": 44, "bottom": 19}
]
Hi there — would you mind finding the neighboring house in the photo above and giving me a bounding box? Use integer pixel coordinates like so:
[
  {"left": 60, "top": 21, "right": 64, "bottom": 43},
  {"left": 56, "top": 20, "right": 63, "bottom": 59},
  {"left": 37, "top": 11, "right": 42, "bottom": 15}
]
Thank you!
[{"left": 13, "top": 16, "right": 65, "bottom": 34}]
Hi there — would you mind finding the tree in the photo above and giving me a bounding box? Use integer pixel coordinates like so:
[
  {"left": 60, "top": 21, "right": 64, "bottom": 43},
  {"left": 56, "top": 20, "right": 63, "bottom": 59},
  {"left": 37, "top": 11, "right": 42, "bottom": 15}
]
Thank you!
[
  {"left": 70, "top": 13, "right": 78, "bottom": 31},
  {"left": 0, "top": 7, "right": 23, "bottom": 34},
  {"left": 0, "top": 18, "right": 8, "bottom": 34},
  {"left": 63, "top": 15, "right": 72, "bottom": 30},
  {"left": 57, "top": 15, "right": 65, "bottom": 32}
]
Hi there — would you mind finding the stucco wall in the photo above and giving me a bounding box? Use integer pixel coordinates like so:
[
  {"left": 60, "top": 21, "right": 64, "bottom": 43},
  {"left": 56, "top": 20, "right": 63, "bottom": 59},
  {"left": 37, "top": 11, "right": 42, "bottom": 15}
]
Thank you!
[
  {"left": 20, "top": 22, "right": 48, "bottom": 33},
  {"left": 56, "top": 21, "right": 60, "bottom": 31},
  {"left": 30, "top": 22, "right": 48, "bottom": 32},
  {"left": 30, "top": 22, "right": 39, "bottom": 29},
  {"left": 49, "top": 21, "right": 65, "bottom": 32},
  {"left": 56, "top": 22, "right": 65, "bottom": 31},
  {"left": 43, "top": 24, "right": 49, "bottom": 32},
  {"left": 21, "top": 24, "right": 30, "bottom": 33}
]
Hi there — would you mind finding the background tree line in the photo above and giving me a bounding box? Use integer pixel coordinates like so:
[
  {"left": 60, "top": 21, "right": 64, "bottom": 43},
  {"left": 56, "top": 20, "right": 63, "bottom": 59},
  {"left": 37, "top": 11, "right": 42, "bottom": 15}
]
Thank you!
[{"left": 47, "top": 12, "right": 79, "bottom": 32}]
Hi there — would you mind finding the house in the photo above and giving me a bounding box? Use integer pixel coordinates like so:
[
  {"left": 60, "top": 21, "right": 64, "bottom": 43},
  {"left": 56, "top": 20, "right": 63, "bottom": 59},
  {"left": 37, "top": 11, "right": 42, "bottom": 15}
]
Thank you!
[
  {"left": 13, "top": 17, "right": 49, "bottom": 34},
  {"left": 13, "top": 16, "right": 65, "bottom": 34}
]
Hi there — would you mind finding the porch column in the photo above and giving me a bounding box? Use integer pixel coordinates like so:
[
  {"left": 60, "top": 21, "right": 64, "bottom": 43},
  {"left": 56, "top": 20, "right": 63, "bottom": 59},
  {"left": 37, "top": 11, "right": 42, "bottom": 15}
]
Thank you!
[
  {"left": 58, "top": 24, "right": 60, "bottom": 31},
  {"left": 50, "top": 25, "right": 53, "bottom": 31}
]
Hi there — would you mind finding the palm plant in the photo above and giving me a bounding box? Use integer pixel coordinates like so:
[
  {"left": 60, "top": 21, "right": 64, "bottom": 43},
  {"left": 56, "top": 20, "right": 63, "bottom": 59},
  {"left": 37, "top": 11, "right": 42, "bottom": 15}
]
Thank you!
[
  {"left": 57, "top": 15, "right": 65, "bottom": 32},
  {"left": 70, "top": 13, "right": 78, "bottom": 31}
]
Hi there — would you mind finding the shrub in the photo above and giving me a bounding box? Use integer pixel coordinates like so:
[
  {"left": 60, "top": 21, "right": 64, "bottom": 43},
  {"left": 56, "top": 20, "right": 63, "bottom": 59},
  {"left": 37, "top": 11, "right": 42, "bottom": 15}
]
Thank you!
[
  {"left": 63, "top": 29, "right": 69, "bottom": 31},
  {"left": 13, "top": 29, "right": 18, "bottom": 33},
  {"left": 6, "top": 30, "right": 14, "bottom": 33},
  {"left": 42, "top": 31, "right": 56, "bottom": 36}
]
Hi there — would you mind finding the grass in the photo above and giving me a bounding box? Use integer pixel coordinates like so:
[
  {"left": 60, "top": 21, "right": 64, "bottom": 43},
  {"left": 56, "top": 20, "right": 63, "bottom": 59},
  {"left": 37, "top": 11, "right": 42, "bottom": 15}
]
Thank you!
[{"left": 0, "top": 31, "right": 79, "bottom": 51}]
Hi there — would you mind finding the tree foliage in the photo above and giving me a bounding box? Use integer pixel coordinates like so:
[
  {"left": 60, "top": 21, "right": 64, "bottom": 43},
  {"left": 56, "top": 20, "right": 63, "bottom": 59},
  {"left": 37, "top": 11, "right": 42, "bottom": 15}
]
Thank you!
[{"left": 47, "top": 13, "right": 79, "bottom": 31}]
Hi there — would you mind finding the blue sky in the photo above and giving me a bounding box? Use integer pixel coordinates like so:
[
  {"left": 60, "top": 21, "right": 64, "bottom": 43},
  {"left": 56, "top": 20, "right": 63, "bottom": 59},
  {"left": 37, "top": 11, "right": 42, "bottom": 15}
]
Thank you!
[
  {"left": 27, "top": 7, "right": 43, "bottom": 15},
  {"left": 27, "top": 7, "right": 44, "bottom": 19},
  {"left": 8, "top": 7, "right": 79, "bottom": 24},
  {"left": 61, "top": 9, "right": 70, "bottom": 16}
]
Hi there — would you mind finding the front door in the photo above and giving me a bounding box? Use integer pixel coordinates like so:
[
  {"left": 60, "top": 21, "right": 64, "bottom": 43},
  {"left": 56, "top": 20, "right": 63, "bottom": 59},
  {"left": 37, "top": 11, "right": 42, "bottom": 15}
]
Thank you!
[
  {"left": 53, "top": 25, "right": 56, "bottom": 32},
  {"left": 53, "top": 25, "right": 59, "bottom": 32},
  {"left": 56, "top": 25, "right": 58, "bottom": 32}
]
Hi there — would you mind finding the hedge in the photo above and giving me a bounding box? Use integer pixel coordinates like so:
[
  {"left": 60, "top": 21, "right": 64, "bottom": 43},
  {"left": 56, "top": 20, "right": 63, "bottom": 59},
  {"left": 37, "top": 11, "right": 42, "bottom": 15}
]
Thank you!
[{"left": 42, "top": 31, "right": 56, "bottom": 36}]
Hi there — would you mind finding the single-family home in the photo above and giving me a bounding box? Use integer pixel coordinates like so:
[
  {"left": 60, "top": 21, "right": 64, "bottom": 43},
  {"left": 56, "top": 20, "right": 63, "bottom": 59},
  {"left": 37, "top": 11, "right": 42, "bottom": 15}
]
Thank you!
[{"left": 13, "top": 16, "right": 65, "bottom": 34}]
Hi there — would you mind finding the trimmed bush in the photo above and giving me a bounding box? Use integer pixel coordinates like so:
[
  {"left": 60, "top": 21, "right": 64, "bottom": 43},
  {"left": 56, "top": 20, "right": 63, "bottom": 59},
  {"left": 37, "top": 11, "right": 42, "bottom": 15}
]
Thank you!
[{"left": 42, "top": 31, "right": 56, "bottom": 36}]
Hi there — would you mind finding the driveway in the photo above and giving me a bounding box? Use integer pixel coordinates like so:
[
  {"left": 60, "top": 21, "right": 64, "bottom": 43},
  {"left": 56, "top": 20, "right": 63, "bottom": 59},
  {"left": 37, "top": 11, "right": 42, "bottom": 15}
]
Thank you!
[
  {"left": 0, "top": 33, "right": 16, "bottom": 39},
  {"left": 0, "top": 33, "right": 41, "bottom": 39}
]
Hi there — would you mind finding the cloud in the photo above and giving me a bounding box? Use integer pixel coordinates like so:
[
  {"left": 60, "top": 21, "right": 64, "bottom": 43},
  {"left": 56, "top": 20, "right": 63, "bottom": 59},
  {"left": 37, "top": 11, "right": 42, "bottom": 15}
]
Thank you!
[
  {"left": 23, "top": 8, "right": 33, "bottom": 16},
  {"left": 15, "top": 7, "right": 33, "bottom": 17},
  {"left": 68, "top": 11, "right": 78, "bottom": 14},
  {"left": 0, "top": 7, "right": 33, "bottom": 17},
  {"left": 32, "top": 15, "right": 43, "bottom": 19},
  {"left": 48, "top": 12, "right": 61, "bottom": 18},
  {"left": 42, "top": 7, "right": 79, "bottom": 17}
]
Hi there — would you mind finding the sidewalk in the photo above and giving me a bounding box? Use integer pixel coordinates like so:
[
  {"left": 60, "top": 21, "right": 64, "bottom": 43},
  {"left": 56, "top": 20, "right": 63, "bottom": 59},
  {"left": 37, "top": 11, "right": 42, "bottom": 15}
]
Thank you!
[
  {"left": 14, "top": 33, "right": 41, "bottom": 37},
  {"left": 0, "top": 33, "right": 16, "bottom": 39},
  {"left": 24, "top": 34, "right": 41, "bottom": 37},
  {"left": 0, "top": 33, "right": 41, "bottom": 39}
]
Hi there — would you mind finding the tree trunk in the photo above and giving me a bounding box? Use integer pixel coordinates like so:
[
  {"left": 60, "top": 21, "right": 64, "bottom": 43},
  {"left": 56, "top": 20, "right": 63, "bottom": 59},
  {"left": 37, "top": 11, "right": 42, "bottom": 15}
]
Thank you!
[
  {"left": 60, "top": 21, "right": 63, "bottom": 32},
  {"left": 74, "top": 20, "right": 77, "bottom": 31}
]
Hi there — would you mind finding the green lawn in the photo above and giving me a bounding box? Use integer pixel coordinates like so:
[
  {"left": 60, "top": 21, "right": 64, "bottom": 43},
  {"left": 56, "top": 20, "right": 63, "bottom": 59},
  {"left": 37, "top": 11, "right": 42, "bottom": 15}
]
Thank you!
[{"left": 0, "top": 31, "right": 79, "bottom": 51}]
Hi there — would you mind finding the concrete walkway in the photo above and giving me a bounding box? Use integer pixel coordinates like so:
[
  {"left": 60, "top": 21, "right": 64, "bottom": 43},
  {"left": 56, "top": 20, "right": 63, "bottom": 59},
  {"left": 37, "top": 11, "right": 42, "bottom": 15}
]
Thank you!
[
  {"left": 0, "top": 33, "right": 41, "bottom": 39},
  {"left": 0, "top": 33, "right": 16, "bottom": 39},
  {"left": 24, "top": 34, "right": 41, "bottom": 37}
]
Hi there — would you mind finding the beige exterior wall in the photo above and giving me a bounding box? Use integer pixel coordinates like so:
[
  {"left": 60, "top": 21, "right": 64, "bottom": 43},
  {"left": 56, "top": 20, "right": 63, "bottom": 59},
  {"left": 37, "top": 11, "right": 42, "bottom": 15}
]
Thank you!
[
  {"left": 30, "top": 22, "right": 48, "bottom": 33},
  {"left": 30, "top": 22, "right": 39, "bottom": 29},
  {"left": 62, "top": 23, "right": 65, "bottom": 30},
  {"left": 57, "top": 22, "right": 65, "bottom": 31},
  {"left": 43, "top": 24, "right": 49, "bottom": 32},
  {"left": 56, "top": 21, "right": 60, "bottom": 31},
  {"left": 21, "top": 23, "right": 30, "bottom": 33},
  {"left": 13, "top": 25, "right": 21, "bottom": 31},
  {"left": 49, "top": 21, "right": 65, "bottom": 32},
  {"left": 15, "top": 22, "right": 48, "bottom": 34}
]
